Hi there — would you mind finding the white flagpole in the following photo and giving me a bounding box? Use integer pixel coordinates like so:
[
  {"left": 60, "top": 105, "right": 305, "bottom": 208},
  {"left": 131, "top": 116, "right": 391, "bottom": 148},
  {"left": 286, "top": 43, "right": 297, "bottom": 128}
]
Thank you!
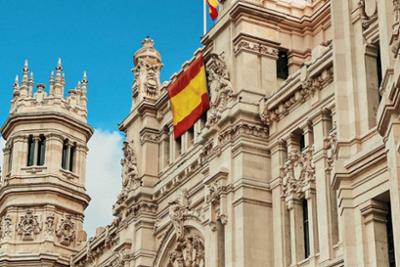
[{"left": 203, "top": 0, "right": 207, "bottom": 35}]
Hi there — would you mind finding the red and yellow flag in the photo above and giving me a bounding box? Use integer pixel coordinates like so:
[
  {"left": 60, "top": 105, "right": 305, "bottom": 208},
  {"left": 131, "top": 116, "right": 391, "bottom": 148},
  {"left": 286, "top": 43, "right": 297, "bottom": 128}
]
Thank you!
[
  {"left": 168, "top": 55, "right": 209, "bottom": 139},
  {"left": 208, "top": 0, "right": 219, "bottom": 20}
]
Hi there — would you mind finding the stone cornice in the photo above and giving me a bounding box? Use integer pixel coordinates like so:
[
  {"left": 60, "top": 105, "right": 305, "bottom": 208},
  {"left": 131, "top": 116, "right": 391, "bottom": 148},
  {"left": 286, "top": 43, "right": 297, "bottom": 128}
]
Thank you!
[
  {"left": 233, "top": 33, "right": 279, "bottom": 58},
  {"left": 229, "top": 0, "right": 331, "bottom": 36},
  {"left": 1, "top": 112, "right": 93, "bottom": 140}
]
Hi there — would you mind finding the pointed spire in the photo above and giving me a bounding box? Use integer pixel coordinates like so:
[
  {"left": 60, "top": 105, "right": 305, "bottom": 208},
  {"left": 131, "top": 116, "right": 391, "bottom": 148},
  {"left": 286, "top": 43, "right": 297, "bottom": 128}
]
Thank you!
[
  {"left": 49, "top": 71, "right": 55, "bottom": 95},
  {"left": 80, "top": 71, "right": 88, "bottom": 109},
  {"left": 20, "top": 60, "right": 30, "bottom": 97},
  {"left": 57, "top": 58, "right": 62, "bottom": 70},
  {"left": 54, "top": 58, "right": 64, "bottom": 97},
  {"left": 14, "top": 75, "right": 19, "bottom": 86},
  {"left": 28, "top": 72, "right": 34, "bottom": 96},
  {"left": 12, "top": 75, "right": 20, "bottom": 97}
]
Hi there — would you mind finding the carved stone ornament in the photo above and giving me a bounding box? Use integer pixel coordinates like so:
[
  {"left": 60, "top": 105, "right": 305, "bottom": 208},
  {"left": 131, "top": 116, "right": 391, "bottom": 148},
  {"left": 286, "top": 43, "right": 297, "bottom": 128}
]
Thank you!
[
  {"left": 206, "top": 182, "right": 232, "bottom": 230},
  {"left": 56, "top": 215, "right": 75, "bottom": 246},
  {"left": 169, "top": 233, "right": 205, "bottom": 267},
  {"left": 121, "top": 140, "right": 142, "bottom": 191},
  {"left": 45, "top": 214, "right": 55, "bottom": 235},
  {"left": 325, "top": 130, "right": 337, "bottom": 171},
  {"left": 17, "top": 209, "right": 42, "bottom": 241},
  {"left": 281, "top": 148, "right": 315, "bottom": 199},
  {"left": 358, "top": 0, "right": 377, "bottom": 30},
  {"left": 167, "top": 190, "right": 206, "bottom": 267},
  {"left": 206, "top": 54, "right": 235, "bottom": 127},
  {"left": 0, "top": 215, "right": 13, "bottom": 240},
  {"left": 169, "top": 190, "right": 190, "bottom": 239},
  {"left": 392, "top": 0, "right": 400, "bottom": 56},
  {"left": 259, "top": 67, "right": 333, "bottom": 127},
  {"left": 132, "top": 38, "right": 162, "bottom": 100}
]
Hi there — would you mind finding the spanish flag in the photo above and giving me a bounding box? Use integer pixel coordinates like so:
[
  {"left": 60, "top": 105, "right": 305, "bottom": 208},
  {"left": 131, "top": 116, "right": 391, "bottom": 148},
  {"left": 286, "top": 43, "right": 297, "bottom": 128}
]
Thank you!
[
  {"left": 168, "top": 55, "right": 209, "bottom": 139},
  {"left": 208, "top": 0, "right": 219, "bottom": 20}
]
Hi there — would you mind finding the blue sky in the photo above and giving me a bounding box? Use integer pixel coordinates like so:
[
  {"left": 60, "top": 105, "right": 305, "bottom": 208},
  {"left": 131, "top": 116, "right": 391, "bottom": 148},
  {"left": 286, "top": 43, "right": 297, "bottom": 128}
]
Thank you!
[
  {"left": 0, "top": 0, "right": 214, "bottom": 236},
  {"left": 0, "top": 0, "right": 211, "bottom": 130}
]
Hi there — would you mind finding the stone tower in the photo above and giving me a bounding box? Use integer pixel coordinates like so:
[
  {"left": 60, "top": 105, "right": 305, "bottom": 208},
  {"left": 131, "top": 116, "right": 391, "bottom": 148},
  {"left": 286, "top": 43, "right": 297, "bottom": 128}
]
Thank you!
[{"left": 0, "top": 60, "right": 93, "bottom": 266}]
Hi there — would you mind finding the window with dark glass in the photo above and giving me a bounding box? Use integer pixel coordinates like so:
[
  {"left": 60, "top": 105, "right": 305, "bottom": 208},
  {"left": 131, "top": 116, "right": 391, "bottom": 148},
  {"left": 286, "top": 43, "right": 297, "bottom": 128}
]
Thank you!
[
  {"left": 8, "top": 142, "right": 13, "bottom": 173},
  {"left": 61, "top": 139, "right": 75, "bottom": 172},
  {"left": 387, "top": 204, "right": 396, "bottom": 267},
  {"left": 299, "top": 133, "right": 306, "bottom": 151},
  {"left": 303, "top": 199, "right": 310, "bottom": 259},
  {"left": 37, "top": 135, "right": 46, "bottom": 166},
  {"left": 27, "top": 135, "right": 35, "bottom": 166},
  {"left": 277, "top": 50, "right": 289, "bottom": 80}
]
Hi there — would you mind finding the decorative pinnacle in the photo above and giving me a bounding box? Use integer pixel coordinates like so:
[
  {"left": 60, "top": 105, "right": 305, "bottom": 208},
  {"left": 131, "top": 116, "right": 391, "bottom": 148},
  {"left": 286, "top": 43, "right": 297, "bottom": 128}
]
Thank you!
[
  {"left": 24, "top": 59, "right": 29, "bottom": 70},
  {"left": 14, "top": 75, "right": 19, "bottom": 84},
  {"left": 56, "top": 58, "right": 62, "bottom": 71},
  {"left": 82, "top": 71, "right": 87, "bottom": 82},
  {"left": 29, "top": 72, "right": 34, "bottom": 80}
]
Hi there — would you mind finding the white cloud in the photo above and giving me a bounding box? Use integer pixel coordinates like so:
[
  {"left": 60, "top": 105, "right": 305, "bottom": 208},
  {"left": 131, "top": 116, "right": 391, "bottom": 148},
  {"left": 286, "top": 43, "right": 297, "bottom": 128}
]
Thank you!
[
  {"left": 84, "top": 129, "right": 123, "bottom": 237},
  {"left": 0, "top": 138, "right": 4, "bottom": 176}
]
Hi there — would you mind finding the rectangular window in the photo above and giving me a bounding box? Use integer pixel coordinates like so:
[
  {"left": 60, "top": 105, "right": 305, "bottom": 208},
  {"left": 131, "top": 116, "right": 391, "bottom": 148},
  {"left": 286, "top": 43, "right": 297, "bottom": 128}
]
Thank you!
[
  {"left": 27, "top": 135, "right": 35, "bottom": 166},
  {"left": 175, "top": 136, "right": 182, "bottom": 159},
  {"left": 37, "top": 135, "right": 46, "bottom": 166},
  {"left": 8, "top": 143, "right": 13, "bottom": 173},
  {"left": 69, "top": 145, "right": 75, "bottom": 172},
  {"left": 387, "top": 204, "right": 396, "bottom": 267},
  {"left": 62, "top": 142, "right": 68, "bottom": 170},
  {"left": 299, "top": 134, "right": 306, "bottom": 151},
  {"left": 303, "top": 199, "right": 310, "bottom": 259},
  {"left": 277, "top": 50, "right": 289, "bottom": 80}
]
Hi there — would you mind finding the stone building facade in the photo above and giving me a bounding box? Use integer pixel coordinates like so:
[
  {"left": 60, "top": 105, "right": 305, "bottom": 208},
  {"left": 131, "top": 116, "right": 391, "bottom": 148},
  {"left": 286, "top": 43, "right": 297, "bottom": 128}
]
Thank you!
[{"left": 1, "top": 0, "right": 400, "bottom": 266}]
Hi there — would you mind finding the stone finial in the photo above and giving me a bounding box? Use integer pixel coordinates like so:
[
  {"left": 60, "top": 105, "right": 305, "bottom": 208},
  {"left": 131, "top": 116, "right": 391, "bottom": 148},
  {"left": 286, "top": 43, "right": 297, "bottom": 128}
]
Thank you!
[
  {"left": 54, "top": 58, "right": 64, "bottom": 97},
  {"left": 131, "top": 37, "right": 163, "bottom": 106}
]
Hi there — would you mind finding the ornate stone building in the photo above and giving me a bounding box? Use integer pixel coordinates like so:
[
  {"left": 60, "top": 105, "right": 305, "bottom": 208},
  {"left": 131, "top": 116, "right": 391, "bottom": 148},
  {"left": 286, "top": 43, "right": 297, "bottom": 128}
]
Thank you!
[{"left": 1, "top": 0, "right": 400, "bottom": 266}]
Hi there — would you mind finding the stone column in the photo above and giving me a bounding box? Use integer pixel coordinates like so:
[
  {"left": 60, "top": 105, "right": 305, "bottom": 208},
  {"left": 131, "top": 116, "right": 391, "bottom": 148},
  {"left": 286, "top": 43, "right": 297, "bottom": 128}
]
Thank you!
[
  {"left": 270, "top": 140, "right": 291, "bottom": 267},
  {"left": 46, "top": 134, "right": 63, "bottom": 175},
  {"left": 361, "top": 200, "right": 390, "bottom": 267},
  {"left": 287, "top": 198, "right": 304, "bottom": 265},
  {"left": 33, "top": 136, "right": 40, "bottom": 165},
  {"left": 312, "top": 111, "right": 337, "bottom": 263},
  {"left": 383, "top": 124, "right": 400, "bottom": 264},
  {"left": 305, "top": 188, "right": 319, "bottom": 263},
  {"left": 75, "top": 144, "right": 88, "bottom": 184}
]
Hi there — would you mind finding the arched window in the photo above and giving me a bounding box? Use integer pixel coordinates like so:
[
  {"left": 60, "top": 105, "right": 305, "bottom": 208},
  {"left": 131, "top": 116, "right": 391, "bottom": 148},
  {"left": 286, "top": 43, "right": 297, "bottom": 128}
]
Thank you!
[{"left": 62, "top": 139, "right": 75, "bottom": 172}]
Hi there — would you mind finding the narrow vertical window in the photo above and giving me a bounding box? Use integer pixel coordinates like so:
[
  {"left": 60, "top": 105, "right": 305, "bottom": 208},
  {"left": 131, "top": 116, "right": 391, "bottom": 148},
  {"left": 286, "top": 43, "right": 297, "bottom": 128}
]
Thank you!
[
  {"left": 175, "top": 136, "right": 182, "bottom": 159},
  {"left": 387, "top": 204, "right": 396, "bottom": 267},
  {"left": 299, "top": 133, "right": 306, "bottom": 151},
  {"left": 37, "top": 135, "right": 46, "bottom": 166},
  {"left": 69, "top": 145, "right": 75, "bottom": 172},
  {"left": 303, "top": 199, "right": 310, "bottom": 259},
  {"left": 27, "top": 135, "right": 35, "bottom": 166},
  {"left": 8, "top": 142, "right": 13, "bottom": 173},
  {"left": 62, "top": 140, "right": 69, "bottom": 170},
  {"left": 277, "top": 50, "right": 289, "bottom": 80},
  {"left": 376, "top": 43, "right": 382, "bottom": 94}
]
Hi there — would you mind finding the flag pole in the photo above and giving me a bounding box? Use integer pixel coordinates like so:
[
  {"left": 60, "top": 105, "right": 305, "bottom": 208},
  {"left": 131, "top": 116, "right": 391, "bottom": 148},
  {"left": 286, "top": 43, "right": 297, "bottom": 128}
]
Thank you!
[{"left": 203, "top": 0, "right": 207, "bottom": 35}]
